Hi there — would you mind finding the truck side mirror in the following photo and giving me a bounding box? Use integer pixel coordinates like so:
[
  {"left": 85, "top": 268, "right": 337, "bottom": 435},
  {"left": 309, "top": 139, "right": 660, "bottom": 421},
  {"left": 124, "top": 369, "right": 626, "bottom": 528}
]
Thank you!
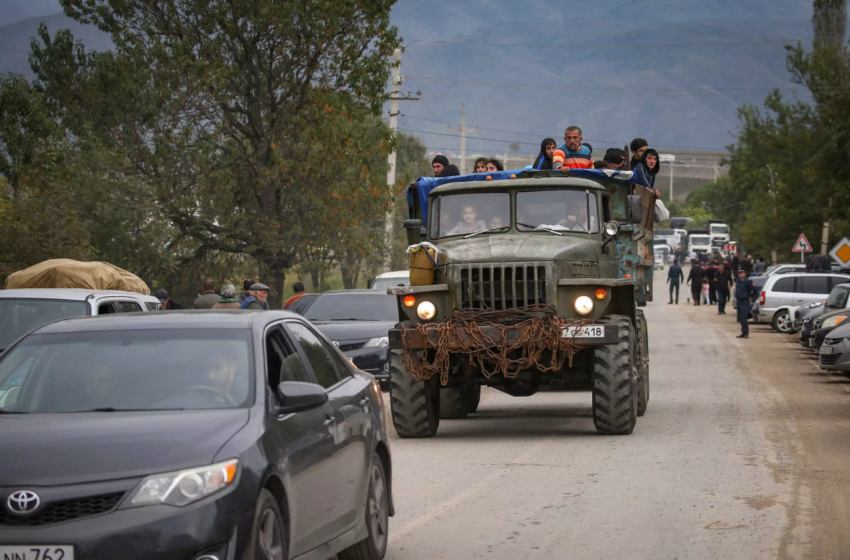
[
  {"left": 627, "top": 195, "right": 643, "bottom": 224},
  {"left": 404, "top": 219, "right": 424, "bottom": 246}
]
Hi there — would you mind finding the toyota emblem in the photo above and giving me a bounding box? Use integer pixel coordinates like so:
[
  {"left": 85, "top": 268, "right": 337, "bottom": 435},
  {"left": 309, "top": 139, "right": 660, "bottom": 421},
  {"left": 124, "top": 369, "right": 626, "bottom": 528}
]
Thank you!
[
  {"left": 333, "top": 341, "right": 340, "bottom": 347},
  {"left": 7, "top": 490, "right": 40, "bottom": 514}
]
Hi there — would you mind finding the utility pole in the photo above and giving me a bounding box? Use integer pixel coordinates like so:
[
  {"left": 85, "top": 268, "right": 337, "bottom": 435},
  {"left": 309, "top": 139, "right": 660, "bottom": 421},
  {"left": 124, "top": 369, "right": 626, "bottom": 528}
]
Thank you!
[
  {"left": 767, "top": 165, "right": 777, "bottom": 264},
  {"left": 822, "top": 197, "right": 833, "bottom": 255},
  {"left": 382, "top": 48, "right": 418, "bottom": 272},
  {"left": 448, "top": 104, "right": 477, "bottom": 175},
  {"left": 669, "top": 163, "right": 674, "bottom": 203}
]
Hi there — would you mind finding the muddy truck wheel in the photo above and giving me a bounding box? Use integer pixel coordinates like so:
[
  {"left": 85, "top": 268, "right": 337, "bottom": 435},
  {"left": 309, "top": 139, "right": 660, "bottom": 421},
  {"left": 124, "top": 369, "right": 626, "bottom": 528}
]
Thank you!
[
  {"left": 439, "top": 388, "right": 469, "bottom": 419},
  {"left": 636, "top": 309, "right": 649, "bottom": 417},
  {"left": 591, "top": 315, "right": 638, "bottom": 435},
  {"left": 389, "top": 351, "right": 440, "bottom": 438}
]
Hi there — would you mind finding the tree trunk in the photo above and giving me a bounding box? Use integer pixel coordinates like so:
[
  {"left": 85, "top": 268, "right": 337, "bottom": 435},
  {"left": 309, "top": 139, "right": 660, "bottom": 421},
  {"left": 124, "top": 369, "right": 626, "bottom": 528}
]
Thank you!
[
  {"left": 266, "top": 256, "right": 289, "bottom": 310},
  {"left": 310, "top": 269, "right": 320, "bottom": 292}
]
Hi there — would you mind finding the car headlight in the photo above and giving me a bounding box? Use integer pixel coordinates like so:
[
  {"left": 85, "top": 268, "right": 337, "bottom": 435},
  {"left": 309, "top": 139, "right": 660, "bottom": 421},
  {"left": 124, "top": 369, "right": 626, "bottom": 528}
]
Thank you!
[
  {"left": 822, "top": 315, "right": 848, "bottom": 329},
  {"left": 574, "top": 296, "right": 594, "bottom": 315},
  {"left": 364, "top": 337, "right": 389, "bottom": 348},
  {"left": 417, "top": 301, "right": 436, "bottom": 320},
  {"left": 127, "top": 460, "right": 238, "bottom": 508}
]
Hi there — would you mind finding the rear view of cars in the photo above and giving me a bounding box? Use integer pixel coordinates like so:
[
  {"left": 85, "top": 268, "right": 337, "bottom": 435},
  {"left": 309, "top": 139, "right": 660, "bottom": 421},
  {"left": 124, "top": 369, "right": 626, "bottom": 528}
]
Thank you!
[
  {"left": 0, "top": 311, "right": 393, "bottom": 560},
  {"left": 756, "top": 272, "right": 850, "bottom": 333}
]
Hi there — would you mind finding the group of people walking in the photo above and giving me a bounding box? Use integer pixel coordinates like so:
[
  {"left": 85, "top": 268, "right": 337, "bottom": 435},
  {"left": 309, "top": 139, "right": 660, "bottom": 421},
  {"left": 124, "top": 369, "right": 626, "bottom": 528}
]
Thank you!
[{"left": 666, "top": 258, "right": 760, "bottom": 338}]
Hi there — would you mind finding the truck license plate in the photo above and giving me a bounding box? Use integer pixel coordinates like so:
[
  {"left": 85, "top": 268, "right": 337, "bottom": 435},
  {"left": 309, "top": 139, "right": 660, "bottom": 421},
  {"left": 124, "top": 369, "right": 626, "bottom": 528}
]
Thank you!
[
  {"left": 820, "top": 345, "right": 834, "bottom": 355},
  {"left": 562, "top": 326, "right": 605, "bottom": 338},
  {"left": 0, "top": 546, "right": 73, "bottom": 560}
]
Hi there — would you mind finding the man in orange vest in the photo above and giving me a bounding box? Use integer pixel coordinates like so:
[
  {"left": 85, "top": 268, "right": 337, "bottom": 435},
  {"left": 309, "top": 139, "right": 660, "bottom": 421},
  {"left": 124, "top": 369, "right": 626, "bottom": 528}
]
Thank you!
[{"left": 284, "top": 283, "right": 307, "bottom": 309}]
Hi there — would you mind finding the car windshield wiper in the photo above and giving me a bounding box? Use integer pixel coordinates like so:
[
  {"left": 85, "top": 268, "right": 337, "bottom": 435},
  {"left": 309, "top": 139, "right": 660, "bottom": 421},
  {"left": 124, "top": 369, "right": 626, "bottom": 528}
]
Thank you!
[
  {"left": 517, "top": 223, "right": 564, "bottom": 236},
  {"left": 69, "top": 407, "right": 176, "bottom": 413},
  {"left": 0, "top": 409, "right": 25, "bottom": 414},
  {"left": 327, "top": 318, "right": 380, "bottom": 322},
  {"left": 464, "top": 226, "right": 511, "bottom": 239}
]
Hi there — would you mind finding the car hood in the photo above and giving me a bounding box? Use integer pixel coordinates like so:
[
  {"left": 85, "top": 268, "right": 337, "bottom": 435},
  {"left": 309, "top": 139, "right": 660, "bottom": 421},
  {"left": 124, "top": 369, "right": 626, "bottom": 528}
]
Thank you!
[
  {"left": 826, "top": 321, "right": 850, "bottom": 340},
  {"left": 311, "top": 320, "right": 396, "bottom": 342},
  {"left": 435, "top": 234, "right": 598, "bottom": 264},
  {"left": 0, "top": 409, "right": 250, "bottom": 486}
]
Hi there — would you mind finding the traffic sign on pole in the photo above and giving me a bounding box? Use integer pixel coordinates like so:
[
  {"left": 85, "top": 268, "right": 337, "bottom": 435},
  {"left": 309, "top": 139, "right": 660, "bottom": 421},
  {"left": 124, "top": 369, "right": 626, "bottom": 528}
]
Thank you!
[
  {"left": 792, "top": 234, "right": 812, "bottom": 253},
  {"left": 830, "top": 237, "right": 850, "bottom": 266}
]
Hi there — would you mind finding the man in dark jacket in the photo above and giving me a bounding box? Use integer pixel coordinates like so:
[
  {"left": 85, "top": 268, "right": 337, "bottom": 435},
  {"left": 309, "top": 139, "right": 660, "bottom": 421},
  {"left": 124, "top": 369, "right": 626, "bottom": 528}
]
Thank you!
[
  {"left": 687, "top": 263, "right": 705, "bottom": 305},
  {"left": 742, "top": 255, "right": 754, "bottom": 275},
  {"left": 237, "top": 279, "right": 254, "bottom": 304},
  {"left": 714, "top": 264, "right": 733, "bottom": 315},
  {"left": 629, "top": 138, "right": 648, "bottom": 170},
  {"left": 667, "top": 259, "right": 684, "bottom": 304},
  {"left": 193, "top": 279, "right": 220, "bottom": 309},
  {"left": 734, "top": 270, "right": 759, "bottom": 338},
  {"left": 432, "top": 155, "right": 449, "bottom": 176}
]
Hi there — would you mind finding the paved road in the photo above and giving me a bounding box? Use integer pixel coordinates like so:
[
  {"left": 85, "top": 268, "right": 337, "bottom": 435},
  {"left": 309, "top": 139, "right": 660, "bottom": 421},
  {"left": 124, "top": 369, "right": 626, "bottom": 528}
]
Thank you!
[{"left": 382, "top": 272, "right": 836, "bottom": 560}]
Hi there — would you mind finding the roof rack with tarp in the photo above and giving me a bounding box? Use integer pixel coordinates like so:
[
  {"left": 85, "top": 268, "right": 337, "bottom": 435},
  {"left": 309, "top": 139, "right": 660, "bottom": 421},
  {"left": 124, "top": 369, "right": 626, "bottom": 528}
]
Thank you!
[{"left": 5, "top": 259, "right": 151, "bottom": 294}]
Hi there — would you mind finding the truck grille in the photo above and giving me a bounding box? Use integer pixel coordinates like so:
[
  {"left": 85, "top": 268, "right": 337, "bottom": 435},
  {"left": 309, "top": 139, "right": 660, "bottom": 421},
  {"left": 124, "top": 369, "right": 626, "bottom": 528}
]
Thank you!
[{"left": 458, "top": 264, "right": 548, "bottom": 310}]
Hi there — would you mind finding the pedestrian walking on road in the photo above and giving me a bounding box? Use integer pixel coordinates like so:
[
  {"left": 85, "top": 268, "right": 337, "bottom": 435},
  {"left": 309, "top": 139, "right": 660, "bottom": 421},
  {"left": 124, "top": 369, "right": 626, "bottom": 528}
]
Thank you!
[
  {"left": 704, "top": 262, "right": 717, "bottom": 305},
  {"left": 754, "top": 257, "right": 768, "bottom": 275},
  {"left": 687, "top": 263, "right": 705, "bottom": 305},
  {"left": 212, "top": 284, "right": 240, "bottom": 310},
  {"left": 742, "top": 255, "right": 754, "bottom": 275},
  {"left": 714, "top": 264, "right": 733, "bottom": 315},
  {"left": 667, "top": 258, "right": 684, "bottom": 304},
  {"left": 734, "top": 269, "right": 758, "bottom": 338},
  {"left": 240, "top": 283, "right": 271, "bottom": 310},
  {"left": 193, "top": 279, "right": 220, "bottom": 309},
  {"left": 701, "top": 278, "right": 711, "bottom": 305}
]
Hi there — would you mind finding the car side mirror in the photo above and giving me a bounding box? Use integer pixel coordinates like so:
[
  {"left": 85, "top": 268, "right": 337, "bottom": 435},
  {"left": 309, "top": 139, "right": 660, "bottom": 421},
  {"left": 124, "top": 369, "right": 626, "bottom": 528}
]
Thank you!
[
  {"left": 627, "top": 195, "right": 643, "bottom": 224},
  {"left": 404, "top": 218, "right": 424, "bottom": 246},
  {"left": 276, "top": 381, "right": 328, "bottom": 414}
]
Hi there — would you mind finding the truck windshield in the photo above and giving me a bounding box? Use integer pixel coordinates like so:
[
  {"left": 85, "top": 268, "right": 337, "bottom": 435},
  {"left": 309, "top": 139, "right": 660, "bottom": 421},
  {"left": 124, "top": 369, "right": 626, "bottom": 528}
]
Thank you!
[
  {"left": 517, "top": 190, "right": 598, "bottom": 233},
  {"left": 432, "top": 192, "right": 510, "bottom": 238},
  {"left": 691, "top": 236, "right": 711, "bottom": 245},
  {"left": 710, "top": 225, "right": 729, "bottom": 234}
]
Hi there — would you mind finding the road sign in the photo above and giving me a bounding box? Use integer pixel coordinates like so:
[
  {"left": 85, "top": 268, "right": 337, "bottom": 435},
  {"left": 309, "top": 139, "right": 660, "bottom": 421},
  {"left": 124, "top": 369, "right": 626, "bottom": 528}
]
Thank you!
[
  {"left": 792, "top": 233, "right": 812, "bottom": 253},
  {"left": 830, "top": 237, "right": 850, "bottom": 266}
]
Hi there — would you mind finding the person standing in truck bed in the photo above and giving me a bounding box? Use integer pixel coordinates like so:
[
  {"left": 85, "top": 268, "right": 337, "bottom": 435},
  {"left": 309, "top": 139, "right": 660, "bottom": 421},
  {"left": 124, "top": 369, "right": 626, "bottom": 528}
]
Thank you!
[{"left": 552, "top": 126, "right": 593, "bottom": 170}]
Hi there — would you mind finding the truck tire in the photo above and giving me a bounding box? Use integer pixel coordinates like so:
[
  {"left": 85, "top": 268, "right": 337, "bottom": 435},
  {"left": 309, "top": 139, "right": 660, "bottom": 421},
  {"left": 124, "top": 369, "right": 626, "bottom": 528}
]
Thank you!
[
  {"left": 439, "top": 388, "right": 469, "bottom": 419},
  {"left": 467, "top": 384, "right": 481, "bottom": 413},
  {"left": 389, "top": 351, "right": 439, "bottom": 438},
  {"left": 591, "top": 315, "right": 638, "bottom": 435},
  {"left": 636, "top": 309, "right": 649, "bottom": 417}
]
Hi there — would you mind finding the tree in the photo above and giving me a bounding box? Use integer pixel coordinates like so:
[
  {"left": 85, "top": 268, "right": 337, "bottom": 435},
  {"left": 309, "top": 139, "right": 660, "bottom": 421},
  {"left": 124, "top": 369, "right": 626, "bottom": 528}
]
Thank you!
[{"left": 32, "top": 0, "right": 401, "bottom": 307}]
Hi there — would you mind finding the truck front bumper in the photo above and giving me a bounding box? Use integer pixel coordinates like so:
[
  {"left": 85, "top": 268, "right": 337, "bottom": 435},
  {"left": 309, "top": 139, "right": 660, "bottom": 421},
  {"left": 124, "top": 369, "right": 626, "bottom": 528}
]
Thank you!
[{"left": 389, "top": 323, "right": 620, "bottom": 350}]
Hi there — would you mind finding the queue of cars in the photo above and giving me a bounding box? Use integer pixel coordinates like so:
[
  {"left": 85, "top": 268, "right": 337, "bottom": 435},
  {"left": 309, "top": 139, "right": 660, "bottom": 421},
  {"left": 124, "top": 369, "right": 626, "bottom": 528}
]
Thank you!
[
  {"left": 751, "top": 267, "right": 850, "bottom": 377},
  {"left": 0, "top": 283, "right": 405, "bottom": 560}
]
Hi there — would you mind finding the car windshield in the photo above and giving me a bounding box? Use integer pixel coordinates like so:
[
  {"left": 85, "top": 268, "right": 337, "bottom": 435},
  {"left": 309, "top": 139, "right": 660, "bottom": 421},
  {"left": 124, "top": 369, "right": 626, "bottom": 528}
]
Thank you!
[
  {"left": 710, "top": 225, "right": 729, "bottom": 234},
  {"left": 371, "top": 276, "right": 410, "bottom": 290},
  {"left": 432, "top": 192, "right": 510, "bottom": 238},
  {"left": 827, "top": 288, "right": 850, "bottom": 309},
  {"left": 304, "top": 294, "right": 398, "bottom": 321},
  {"left": 0, "top": 329, "right": 253, "bottom": 413},
  {"left": 691, "top": 236, "right": 710, "bottom": 245},
  {"left": 517, "top": 190, "right": 599, "bottom": 233},
  {"left": 0, "top": 299, "right": 89, "bottom": 351}
]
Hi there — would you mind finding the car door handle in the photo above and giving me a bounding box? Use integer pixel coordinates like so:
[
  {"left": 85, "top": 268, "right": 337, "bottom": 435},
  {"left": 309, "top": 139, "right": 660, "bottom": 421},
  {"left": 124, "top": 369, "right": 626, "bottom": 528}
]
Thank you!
[
  {"left": 323, "top": 415, "right": 335, "bottom": 427},
  {"left": 359, "top": 396, "right": 371, "bottom": 409}
]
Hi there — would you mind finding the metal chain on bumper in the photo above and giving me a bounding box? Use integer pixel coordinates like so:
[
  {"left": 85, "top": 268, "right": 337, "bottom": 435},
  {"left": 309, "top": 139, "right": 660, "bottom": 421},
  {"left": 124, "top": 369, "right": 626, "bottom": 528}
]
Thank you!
[{"left": 399, "top": 304, "right": 594, "bottom": 385}]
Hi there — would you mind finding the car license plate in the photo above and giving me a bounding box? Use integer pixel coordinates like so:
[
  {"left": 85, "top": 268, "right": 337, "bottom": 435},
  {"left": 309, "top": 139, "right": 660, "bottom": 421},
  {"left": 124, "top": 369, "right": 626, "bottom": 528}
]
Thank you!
[
  {"left": 0, "top": 546, "right": 73, "bottom": 560},
  {"left": 820, "top": 346, "right": 834, "bottom": 355},
  {"left": 562, "top": 325, "right": 605, "bottom": 338}
]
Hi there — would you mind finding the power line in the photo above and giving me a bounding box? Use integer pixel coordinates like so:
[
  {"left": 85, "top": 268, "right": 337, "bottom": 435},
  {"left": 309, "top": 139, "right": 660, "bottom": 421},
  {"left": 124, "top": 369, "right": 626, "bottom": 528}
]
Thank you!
[
  {"left": 408, "top": 37, "right": 812, "bottom": 49},
  {"left": 402, "top": 50, "right": 442, "bottom": 122}
]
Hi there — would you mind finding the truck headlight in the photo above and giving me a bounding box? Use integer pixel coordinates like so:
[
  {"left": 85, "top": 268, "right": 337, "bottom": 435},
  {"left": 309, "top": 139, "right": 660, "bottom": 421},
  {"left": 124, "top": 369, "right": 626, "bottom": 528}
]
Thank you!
[
  {"left": 574, "top": 296, "right": 594, "bottom": 315},
  {"left": 417, "top": 301, "right": 436, "bottom": 320},
  {"left": 604, "top": 222, "right": 620, "bottom": 236}
]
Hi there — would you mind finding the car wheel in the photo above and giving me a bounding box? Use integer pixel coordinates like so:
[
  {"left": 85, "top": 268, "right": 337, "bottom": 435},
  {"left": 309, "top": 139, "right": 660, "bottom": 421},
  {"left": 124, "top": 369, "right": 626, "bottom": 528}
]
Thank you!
[
  {"left": 338, "top": 457, "right": 389, "bottom": 560},
  {"left": 772, "top": 310, "right": 792, "bottom": 333},
  {"left": 249, "top": 489, "right": 288, "bottom": 560}
]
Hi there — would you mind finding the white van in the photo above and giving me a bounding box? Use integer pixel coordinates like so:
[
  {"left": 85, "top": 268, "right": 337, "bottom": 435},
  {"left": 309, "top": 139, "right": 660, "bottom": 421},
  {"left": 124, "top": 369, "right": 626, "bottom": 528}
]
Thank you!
[
  {"left": 0, "top": 289, "right": 161, "bottom": 352},
  {"left": 688, "top": 233, "right": 712, "bottom": 256},
  {"left": 759, "top": 273, "right": 850, "bottom": 332}
]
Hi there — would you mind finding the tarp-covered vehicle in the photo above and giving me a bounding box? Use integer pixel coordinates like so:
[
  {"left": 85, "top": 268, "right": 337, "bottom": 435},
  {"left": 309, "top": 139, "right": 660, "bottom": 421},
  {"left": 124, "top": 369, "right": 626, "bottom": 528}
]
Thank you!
[{"left": 388, "top": 168, "right": 655, "bottom": 437}]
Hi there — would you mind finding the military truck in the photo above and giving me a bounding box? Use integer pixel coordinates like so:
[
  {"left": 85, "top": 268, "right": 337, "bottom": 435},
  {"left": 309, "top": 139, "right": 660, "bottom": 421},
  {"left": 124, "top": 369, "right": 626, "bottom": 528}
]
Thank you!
[{"left": 388, "top": 169, "right": 655, "bottom": 437}]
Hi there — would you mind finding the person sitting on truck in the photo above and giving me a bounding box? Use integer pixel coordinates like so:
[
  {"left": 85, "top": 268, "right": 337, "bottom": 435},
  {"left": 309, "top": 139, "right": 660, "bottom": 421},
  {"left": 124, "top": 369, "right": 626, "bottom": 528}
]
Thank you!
[
  {"left": 635, "top": 148, "right": 661, "bottom": 188},
  {"left": 486, "top": 159, "right": 504, "bottom": 172},
  {"left": 532, "top": 138, "right": 557, "bottom": 170},
  {"left": 432, "top": 155, "right": 449, "bottom": 176},
  {"left": 439, "top": 164, "right": 460, "bottom": 177},
  {"left": 629, "top": 138, "right": 648, "bottom": 170},
  {"left": 448, "top": 204, "right": 487, "bottom": 235},
  {"left": 474, "top": 157, "right": 488, "bottom": 173},
  {"left": 602, "top": 148, "right": 626, "bottom": 170},
  {"left": 552, "top": 126, "right": 593, "bottom": 170}
]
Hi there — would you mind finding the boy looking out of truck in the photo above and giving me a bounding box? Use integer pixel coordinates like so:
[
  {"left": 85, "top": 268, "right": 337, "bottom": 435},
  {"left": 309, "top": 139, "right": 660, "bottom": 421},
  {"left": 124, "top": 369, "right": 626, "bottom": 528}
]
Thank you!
[{"left": 448, "top": 204, "right": 487, "bottom": 235}]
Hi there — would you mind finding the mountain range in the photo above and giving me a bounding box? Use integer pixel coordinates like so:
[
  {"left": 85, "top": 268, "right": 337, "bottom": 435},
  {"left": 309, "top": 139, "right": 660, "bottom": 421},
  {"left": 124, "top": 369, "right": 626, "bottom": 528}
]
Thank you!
[{"left": 0, "top": 0, "right": 819, "bottom": 154}]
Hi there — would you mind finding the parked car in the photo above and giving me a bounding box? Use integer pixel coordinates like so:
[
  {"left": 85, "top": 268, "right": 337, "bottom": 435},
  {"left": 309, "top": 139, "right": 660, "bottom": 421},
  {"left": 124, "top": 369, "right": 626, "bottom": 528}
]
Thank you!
[
  {"left": 758, "top": 273, "right": 850, "bottom": 333},
  {"left": 306, "top": 290, "right": 398, "bottom": 384},
  {"left": 0, "top": 289, "right": 161, "bottom": 354},
  {"left": 0, "top": 311, "right": 393, "bottom": 560},
  {"left": 818, "top": 320, "right": 850, "bottom": 373},
  {"left": 751, "top": 264, "right": 807, "bottom": 289},
  {"left": 809, "top": 310, "right": 850, "bottom": 351},
  {"left": 797, "top": 302, "right": 827, "bottom": 345},
  {"left": 369, "top": 271, "right": 410, "bottom": 291},
  {"left": 285, "top": 292, "right": 320, "bottom": 315},
  {"left": 797, "top": 284, "right": 850, "bottom": 346}
]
